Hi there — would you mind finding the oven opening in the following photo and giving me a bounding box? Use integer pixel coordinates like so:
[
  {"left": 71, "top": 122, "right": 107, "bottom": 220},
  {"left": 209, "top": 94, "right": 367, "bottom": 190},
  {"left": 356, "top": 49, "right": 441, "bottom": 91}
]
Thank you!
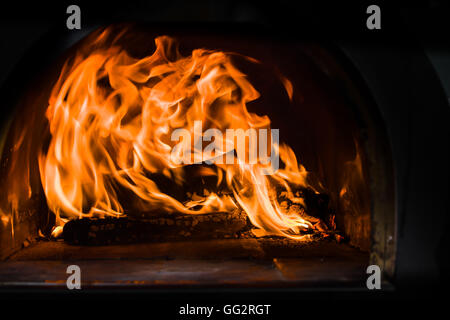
[{"left": 0, "top": 24, "right": 395, "bottom": 288}]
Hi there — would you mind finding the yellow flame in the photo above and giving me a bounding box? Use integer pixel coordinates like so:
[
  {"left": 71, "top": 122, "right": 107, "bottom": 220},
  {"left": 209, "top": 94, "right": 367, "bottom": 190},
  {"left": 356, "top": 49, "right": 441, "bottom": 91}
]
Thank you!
[{"left": 38, "top": 29, "right": 324, "bottom": 239}]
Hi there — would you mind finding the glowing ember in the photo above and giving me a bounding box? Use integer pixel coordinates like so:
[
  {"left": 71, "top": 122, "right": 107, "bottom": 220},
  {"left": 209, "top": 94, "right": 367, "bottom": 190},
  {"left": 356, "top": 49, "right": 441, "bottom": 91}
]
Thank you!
[{"left": 38, "top": 28, "right": 333, "bottom": 240}]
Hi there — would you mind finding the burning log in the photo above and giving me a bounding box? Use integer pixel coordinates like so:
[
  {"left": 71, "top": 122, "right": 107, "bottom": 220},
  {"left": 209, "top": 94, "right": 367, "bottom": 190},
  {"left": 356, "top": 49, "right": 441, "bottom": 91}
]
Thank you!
[
  {"left": 60, "top": 181, "right": 341, "bottom": 245},
  {"left": 63, "top": 209, "right": 249, "bottom": 245}
]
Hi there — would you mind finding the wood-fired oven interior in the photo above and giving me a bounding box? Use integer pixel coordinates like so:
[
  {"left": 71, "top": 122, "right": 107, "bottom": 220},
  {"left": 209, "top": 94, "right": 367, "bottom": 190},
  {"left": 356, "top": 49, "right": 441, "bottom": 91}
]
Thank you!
[{"left": 0, "top": 26, "right": 396, "bottom": 288}]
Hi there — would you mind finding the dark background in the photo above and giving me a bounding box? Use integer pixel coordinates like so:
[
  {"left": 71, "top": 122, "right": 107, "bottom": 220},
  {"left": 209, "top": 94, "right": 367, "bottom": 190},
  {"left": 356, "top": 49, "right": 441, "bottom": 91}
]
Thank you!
[
  {"left": 2, "top": 0, "right": 449, "bottom": 93},
  {"left": 0, "top": 0, "right": 449, "bottom": 309}
]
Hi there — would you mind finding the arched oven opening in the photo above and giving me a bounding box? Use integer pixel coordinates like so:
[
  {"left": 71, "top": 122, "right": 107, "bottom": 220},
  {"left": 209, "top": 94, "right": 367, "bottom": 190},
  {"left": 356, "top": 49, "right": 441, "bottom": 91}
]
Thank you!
[{"left": 0, "top": 24, "right": 395, "bottom": 288}]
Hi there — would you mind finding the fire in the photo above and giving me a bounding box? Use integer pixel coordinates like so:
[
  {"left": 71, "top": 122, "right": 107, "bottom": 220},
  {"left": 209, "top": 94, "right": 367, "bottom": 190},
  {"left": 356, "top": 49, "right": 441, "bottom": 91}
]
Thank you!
[{"left": 38, "top": 27, "right": 330, "bottom": 240}]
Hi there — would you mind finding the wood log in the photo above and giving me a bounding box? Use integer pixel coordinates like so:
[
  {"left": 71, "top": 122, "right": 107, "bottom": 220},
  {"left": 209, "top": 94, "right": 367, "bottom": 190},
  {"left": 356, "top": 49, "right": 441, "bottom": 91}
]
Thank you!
[
  {"left": 62, "top": 181, "right": 340, "bottom": 245},
  {"left": 63, "top": 209, "right": 249, "bottom": 245}
]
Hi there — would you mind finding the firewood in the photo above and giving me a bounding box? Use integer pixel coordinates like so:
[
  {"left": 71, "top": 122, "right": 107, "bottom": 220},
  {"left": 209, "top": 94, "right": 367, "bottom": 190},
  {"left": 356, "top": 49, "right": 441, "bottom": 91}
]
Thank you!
[{"left": 63, "top": 209, "right": 249, "bottom": 245}]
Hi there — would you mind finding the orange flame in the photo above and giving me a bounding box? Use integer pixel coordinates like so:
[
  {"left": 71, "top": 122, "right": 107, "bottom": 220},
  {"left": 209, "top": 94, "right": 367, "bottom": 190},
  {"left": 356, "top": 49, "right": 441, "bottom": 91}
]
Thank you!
[{"left": 39, "top": 28, "right": 326, "bottom": 240}]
